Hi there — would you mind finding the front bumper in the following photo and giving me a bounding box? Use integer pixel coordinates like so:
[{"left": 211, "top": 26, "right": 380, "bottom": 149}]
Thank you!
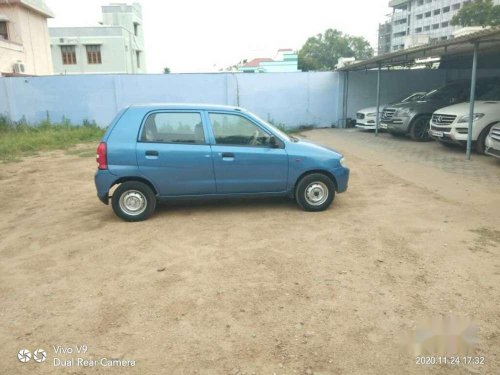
[
  {"left": 428, "top": 124, "right": 476, "bottom": 145},
  {"left": 385, "top": 116, "right": 411, "bottom": 134},
  {"left": 485, "top": 135, "right": 500, "bottom": 158},
  {"left": 333, "top": 167, "right": 350, "bottom": 193}
]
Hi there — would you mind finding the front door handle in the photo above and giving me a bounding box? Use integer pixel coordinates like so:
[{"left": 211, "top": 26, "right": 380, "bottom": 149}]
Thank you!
[
  {"left": 145, "top": 150, "right": 159, "bottom": 156},
  {"left": 221, "top": 152, "right": 234, "bottom": 158}
]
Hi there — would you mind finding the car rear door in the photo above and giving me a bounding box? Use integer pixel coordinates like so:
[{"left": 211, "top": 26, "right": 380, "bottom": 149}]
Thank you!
[
  {"left": 206, "top": 111, "right": 288, "bottom": 194},
  {"left": 136, "top": 110, "right": 216, "bottom": 196}
]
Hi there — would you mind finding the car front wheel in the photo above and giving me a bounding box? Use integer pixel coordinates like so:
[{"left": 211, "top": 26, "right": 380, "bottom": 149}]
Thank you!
[
  {"left": 409, "top": 115, "right": 432, "bottom": 141},
  {"left": 295, "top": 173, "right": 335, "bottom": 212},
  {"left": 111, "top": 181, "right": 156, "bottom": 221}
]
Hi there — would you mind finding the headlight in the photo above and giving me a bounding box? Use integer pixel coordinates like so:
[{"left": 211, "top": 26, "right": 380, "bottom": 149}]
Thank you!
[
  {"left": 395, "top": 107, "right": 412, "bottom": 117},
  {"left": 367, "top": 113, "right": 377, "bottom": 117},
  {"left": 339, "top": 157, "right": 347, "bottom": 168},
  {"left": 457, "top": 113, "right": 484, "bottom": 123}
]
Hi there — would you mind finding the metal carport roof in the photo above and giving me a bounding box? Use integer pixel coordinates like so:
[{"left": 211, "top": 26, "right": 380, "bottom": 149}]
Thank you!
[
  {"left": 337, "top": 26, "right": 500, "bottom": 160},
  {"left": 338, "top": 26, "right": 500, "bottom": 71}
]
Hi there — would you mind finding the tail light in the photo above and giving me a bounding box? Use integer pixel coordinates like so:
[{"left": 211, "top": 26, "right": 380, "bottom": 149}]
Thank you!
[{"left": 96, "top": 142, "right": 108, "bottom": 170}]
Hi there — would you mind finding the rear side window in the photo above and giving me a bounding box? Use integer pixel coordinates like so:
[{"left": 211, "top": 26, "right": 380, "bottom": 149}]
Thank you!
[
  {"left": 209, "top": 113, "right": 271, "bottom": 146},
  {"left": 140, "top": 112, "right": 205, "bottom": 144}
]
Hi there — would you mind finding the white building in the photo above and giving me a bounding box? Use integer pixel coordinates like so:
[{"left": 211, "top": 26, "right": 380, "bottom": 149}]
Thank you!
[
  {"left": 0, "top": 0, "right": 54, "bottom": 76},
  {"left": 50, "top": 3, "right": 145, "bottom": 74},
  {"left": 380, "top": 0, "right": 500, "bottom": 53}
]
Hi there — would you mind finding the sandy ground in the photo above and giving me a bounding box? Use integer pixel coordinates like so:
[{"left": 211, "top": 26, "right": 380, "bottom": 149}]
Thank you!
[{"left": 0, "top": 128, "right": 499, "bottom": 375}]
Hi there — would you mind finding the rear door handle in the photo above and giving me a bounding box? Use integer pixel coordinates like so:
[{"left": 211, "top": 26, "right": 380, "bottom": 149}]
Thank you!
[
  {"left": 145, "top": 150, "right": 159, "bottom": 156},
  {"left": 221, "top": 152, "right": 234, "bottom": 158}
]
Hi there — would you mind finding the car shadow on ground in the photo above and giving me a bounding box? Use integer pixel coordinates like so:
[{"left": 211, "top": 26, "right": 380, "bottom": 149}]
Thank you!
[{"left": 153, "top": 196, "right": 299, "bottom": 216}]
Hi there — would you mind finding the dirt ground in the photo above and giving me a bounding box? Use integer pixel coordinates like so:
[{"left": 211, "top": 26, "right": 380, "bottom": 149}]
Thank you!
[{"left": 0, "top": 128, "right": 499, "bottom": 375}]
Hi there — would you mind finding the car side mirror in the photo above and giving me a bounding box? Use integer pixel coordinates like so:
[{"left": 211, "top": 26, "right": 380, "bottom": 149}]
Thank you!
[{"left": 270, "top": 136, "right": 279, "bottom": 148}]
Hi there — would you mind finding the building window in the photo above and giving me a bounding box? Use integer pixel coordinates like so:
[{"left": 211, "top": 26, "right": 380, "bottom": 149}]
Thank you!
[
  {"left": 415, "top": 27, "right": 423, "bottom": 33},
  {"left": 432, "top": 23, "right": 440, "bottom": 29},
  {"left": 61, "top": 45, "right": 77, "bottom": 65},
  {"left": 424, "top": 25, "right": 431, "bottom": 31},
  {"left": 0, "top": 21, "right": 8, "bottom": 40},
  {"left": 417, "top": 0, "right": 424, "bottom": 5},
  {"left": 433, "top": 9, "right": 441, "bottom": 15},
  {"left": 452, "top": 3, "right": 460, "bottom": 10},
  {"left": 416, "top": 13, "right": 423, "bottom": 19},
  {"left": 136, "top": 51, "right": 141, "bottom": 68},
  {"left": 425, "top": 11, "right": 432, "bottom": 17},
  {"left": 443, "top": 6, "right": 451, "bottom": 12},
  {"left": 133, "top": 22, "right": 139, "bottom": 36},
  {"left": 86, "top": 45, "right": 102, "bottom": 64},
  {"left": 442, "top": 21, "right": 449, "bottom": 28}
]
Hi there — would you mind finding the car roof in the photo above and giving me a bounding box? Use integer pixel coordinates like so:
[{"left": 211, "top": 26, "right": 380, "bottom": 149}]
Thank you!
[{"left": 128, "top": 103, "right": 247, "bottom": 112}]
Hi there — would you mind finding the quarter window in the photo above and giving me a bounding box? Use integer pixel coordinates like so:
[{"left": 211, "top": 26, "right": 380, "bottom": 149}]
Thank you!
[
  {"left": 61, "top": 45, "right": 77, "bottom": 65},
  {"left": 141, "top": 112, "right": 205, "bottom": 144},
  {"left": 209, "top": 113, "right": 271, "bottom": 146},
  {"left": 86, "top": 45, "right": 102, "bottom": 64}
]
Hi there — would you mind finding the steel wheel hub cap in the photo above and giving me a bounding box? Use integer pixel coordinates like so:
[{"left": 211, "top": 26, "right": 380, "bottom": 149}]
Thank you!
[
  {"left": 305, "top": 182, "right": 328, "bottom": 206},
  {"left": 119, "top": 190, "right": 147, "bottom": 216}
]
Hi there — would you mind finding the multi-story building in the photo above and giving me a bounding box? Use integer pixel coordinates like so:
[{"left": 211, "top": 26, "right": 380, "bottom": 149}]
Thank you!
[
  {"left": 0, "top": 0, "right": 54, "bottom": 76},
  {"left": 50, "top": 3, "right": 145, "bottom": 74},
  {"left": 380, "top": 0, "right": 500, "bottom": 54},
  {"left": 378, "top": 21, "right": 392, "bottom": 55}
]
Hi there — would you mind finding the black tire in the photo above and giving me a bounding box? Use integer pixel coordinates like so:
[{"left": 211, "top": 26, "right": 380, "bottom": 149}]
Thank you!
[
  {"left": 409, "top": 115, "right": 432, "bottom": 142},
  {"left": 111, "top": 181, "right": 156, "bottom": 221},
  {"left": 295, "top": 173, "right": 335, "bottom": 212},
  {"left": 475, "top": 124, "right": 495, "bottom": 154}
]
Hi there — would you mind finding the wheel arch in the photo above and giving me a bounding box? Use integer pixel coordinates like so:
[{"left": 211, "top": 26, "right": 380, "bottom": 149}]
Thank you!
[
  {"left": 294, "top": 170, "right": 338, "bottom": 194},
  {"left": 111, "top": 176, "right": 158, "bottom": 196}
]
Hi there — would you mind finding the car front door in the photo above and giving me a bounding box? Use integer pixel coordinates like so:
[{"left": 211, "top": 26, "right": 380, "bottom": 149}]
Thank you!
[
  {"left": 207, "top": 111, "right": 288, "bottom": 194},
  {"left": 136, "top": 111, "right": 216, "bottom": 196}
]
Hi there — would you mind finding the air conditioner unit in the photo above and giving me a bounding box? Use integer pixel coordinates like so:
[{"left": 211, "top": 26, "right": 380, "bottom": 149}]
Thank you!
[{"left": 13, "top": 62, "right": 25, "bottom": 74}]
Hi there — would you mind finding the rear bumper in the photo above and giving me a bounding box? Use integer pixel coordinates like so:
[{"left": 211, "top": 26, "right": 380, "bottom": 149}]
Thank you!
[{"left": 95, "top": 169, "right": 117, "bottom": 205}]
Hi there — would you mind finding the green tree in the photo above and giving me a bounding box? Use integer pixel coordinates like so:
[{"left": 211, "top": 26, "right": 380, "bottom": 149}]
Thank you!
[
  {"left": 451, "top": 0, "right": 500, "bottom": 27},
  {"left": 298, "top": 29, "right": 374, "bottom": 71},
  {"left": 163, "top": 67, "right": 171, "bottom": 74}
]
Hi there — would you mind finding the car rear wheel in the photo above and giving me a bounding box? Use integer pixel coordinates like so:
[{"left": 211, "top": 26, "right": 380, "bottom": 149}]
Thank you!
[
  {"left": 112, "top": 181, "right": 156, "bottom": 221},
  {"left": 295, "top": 173, "right": 335, "bottom": 212},
  {"left": 475, "top": 124, "right": 495, "bottom": 154},
  {"left": 409, "top": 115, "right": 432, "bottom": 142}
]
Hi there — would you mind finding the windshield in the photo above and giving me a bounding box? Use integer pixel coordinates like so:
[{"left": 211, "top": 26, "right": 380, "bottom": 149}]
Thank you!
[
  {"left": 421, "top": 83, "right": 468, "bottom": 101},
  {"left": 247, "top": 112, "right": 291, "bottom": 141},
  {"left": 401, "top": 92, "right": 425, "bottom": 102},
  {"left": 478, "top": 86, "right": 500, "bottom": 101}
]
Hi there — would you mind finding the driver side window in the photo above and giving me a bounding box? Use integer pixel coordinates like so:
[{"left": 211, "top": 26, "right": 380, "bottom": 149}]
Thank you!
[{"left": 209, "top": 113, "right": 271, "bottom": 146}]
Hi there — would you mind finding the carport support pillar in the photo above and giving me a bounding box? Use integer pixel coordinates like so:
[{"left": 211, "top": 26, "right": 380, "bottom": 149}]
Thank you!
[
  {"left": 375, "top": 62, "right": 382, "bottom": 136},
  {"left": 466, "top": 42, "right": 479, "bottom": 160}
]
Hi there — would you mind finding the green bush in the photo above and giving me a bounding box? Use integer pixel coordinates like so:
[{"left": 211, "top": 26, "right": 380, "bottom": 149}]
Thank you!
[{"left": 0, "top": 115, "right": 105, "bottom": 162}]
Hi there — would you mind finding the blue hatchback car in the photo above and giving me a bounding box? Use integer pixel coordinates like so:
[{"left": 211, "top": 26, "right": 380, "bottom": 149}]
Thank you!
[{"left": 95, "top": 104, "right": 349, "bottom": 221}]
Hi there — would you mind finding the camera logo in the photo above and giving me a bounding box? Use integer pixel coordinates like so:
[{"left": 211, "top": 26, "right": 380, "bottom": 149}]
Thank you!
[
  {"left": 17, "top": 349, "right": 31, "bottom": 363},
  {"left": 33, "top": 349, "right": 47, "bottom": 363},
  {"left": 18, "top": 348, "right": 46, "bottom": 364}
]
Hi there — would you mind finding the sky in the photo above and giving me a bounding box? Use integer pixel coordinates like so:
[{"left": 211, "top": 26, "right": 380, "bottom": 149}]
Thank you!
[{"left": 45, "top": 0, "right": 391, "bottom": 73}]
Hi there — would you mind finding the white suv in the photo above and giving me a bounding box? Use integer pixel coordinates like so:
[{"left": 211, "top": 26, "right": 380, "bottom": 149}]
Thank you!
[
  {"left": 486, "top": 124, "right": 500, "bottom": 158},
  {"left": 429, "top": 86, "right": 500, "bottom": 154}
]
